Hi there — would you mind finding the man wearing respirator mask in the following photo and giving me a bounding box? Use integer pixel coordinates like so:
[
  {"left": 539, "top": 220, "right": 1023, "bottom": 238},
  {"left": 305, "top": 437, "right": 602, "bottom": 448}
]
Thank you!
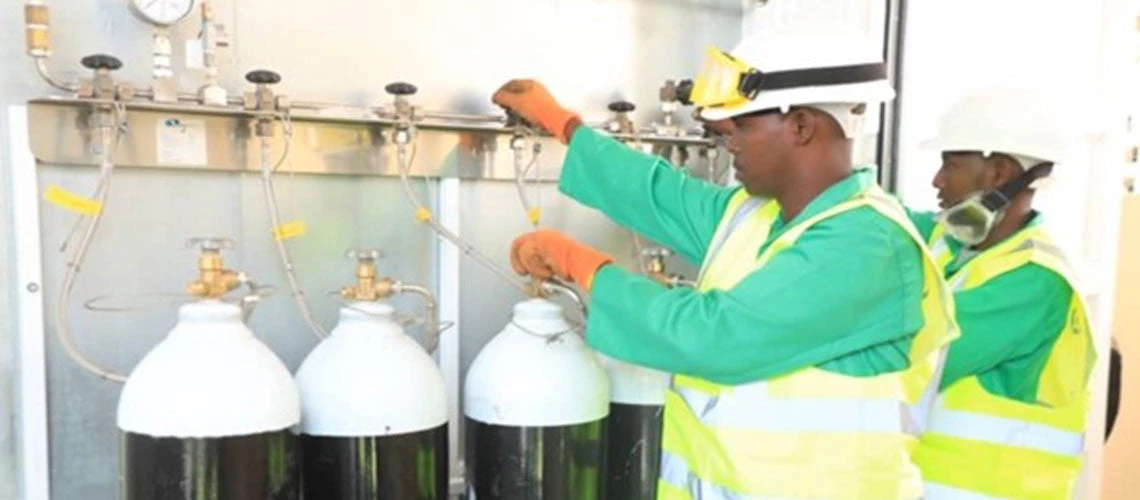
[{"left": 905, "top": 87, "right": 1098, "bottom": 500}]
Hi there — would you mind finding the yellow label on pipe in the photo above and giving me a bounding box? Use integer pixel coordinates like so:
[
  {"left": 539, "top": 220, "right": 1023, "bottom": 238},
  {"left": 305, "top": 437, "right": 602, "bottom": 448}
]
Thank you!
[
  {"left": 415, "top": 207, "right": 432, "bottom": 223},
  {"left": 272, "top": 221, "right": 307, "bottom": 241},
  {"left": 527, "top": 207, "right": 542, "bottom": 226},
  {"left": 44, "top": 185, "right": 102, "bottom": 215}
]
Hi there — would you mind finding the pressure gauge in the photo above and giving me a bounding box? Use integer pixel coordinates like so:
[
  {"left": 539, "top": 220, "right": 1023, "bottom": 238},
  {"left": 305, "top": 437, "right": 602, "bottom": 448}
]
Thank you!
[{"left": 128, "top": 0, "right": 194, "bottom": 27}]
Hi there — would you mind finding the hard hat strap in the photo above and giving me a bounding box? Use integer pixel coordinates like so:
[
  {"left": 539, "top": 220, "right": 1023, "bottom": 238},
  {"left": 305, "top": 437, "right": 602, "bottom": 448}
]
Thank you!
[
  {"left": 741, "top": 62, "right": 888, "bottom": 98},
  {"left": 980, "top": 162, "right": 1054, "bottom": 211}
]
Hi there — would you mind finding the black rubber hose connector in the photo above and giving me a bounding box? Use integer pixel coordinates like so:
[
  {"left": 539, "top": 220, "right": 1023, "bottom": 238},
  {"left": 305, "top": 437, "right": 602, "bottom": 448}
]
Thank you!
[
  {"left": 608, "top": 100, "right": 636, "bottom": 113},
  {"left": 245, "top": 70, "right": 282, "bottom": 85},
  {"left": 385, "top": 82, "right": 418, "bottom": 96},
  {"left": 81, "top": 54, "right": 123, "bottom": 71}
]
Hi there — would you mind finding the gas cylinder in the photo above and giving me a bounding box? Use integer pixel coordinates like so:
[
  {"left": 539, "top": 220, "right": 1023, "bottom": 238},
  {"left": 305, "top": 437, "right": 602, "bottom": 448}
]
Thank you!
[
  {"left": 464, "top": 297, "right": 609, "bottom": 499},
  {"left": 599, "top": 357, "right": 669, "bottom": 499},
  {"left": 116, "top": 240, "right": 300, "bottom": 499},
  {"left": 294, "top": 250, "right": 448, "bottom": 499}
]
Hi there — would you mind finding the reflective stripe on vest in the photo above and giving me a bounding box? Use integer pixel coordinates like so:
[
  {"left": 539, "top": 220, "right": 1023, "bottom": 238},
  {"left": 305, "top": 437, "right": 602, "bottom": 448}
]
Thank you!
[
  {"left": 660, "top": 183, "right": 957, "bottom": 500},
  {"left": 923, "top": 483, "right": 1009, "bottom": 500},
  {"left": 917, "top": 224, "right": 1095, "bottom": 500},
  {"left": 674, "top": 383, "right": 918, "bottom": 434},
  {"left": 660, "top": 452, "right": 830, "bottom": 500},
  {"left": 926, "top": 407, "right": 1084, "bottom": 456}
]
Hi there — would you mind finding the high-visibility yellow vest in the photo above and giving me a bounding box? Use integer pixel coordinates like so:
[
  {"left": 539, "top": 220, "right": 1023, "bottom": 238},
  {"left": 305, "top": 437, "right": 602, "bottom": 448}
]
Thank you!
[
  {"left": 657, "top": 184, "right": 959, "bottom": 500},
  {"left": 914, "top": 224, "right": 1097, "bottom": 500}
]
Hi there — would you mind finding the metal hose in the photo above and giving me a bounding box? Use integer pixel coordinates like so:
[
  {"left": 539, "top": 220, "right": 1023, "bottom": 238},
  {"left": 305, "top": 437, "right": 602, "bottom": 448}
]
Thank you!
[
  {"left": 394, "top": 140, "right": 528, "bottom": 294},
  {"left": 394, "top": 283, "right": 442, "bottom": 353},
  {"left": 512, "top": 135, "right": 542, "bottom": 227},
  {"left": 56, "top": 109, "right": 126, "bottom": 383},
  {"left": 258, "top": 127, "right": 328, "bottom": 339},
  {"left": 34, "top": 57, "right": 78, "bottom": 93}
]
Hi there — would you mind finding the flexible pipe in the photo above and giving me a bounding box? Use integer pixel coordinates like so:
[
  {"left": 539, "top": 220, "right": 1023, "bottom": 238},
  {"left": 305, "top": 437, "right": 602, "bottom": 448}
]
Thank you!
[
  {"left": 258, "top": 129, "right": 329, "bottom": 339},
  {"left": 34, "top": 57, "right": 77, "bottom": 93},
  {"left": 394, "top": 283, "right": 441, "bottom": 353},
  {"left": 395, "top": 139, "right": 529, "bottom": 294},
  {"left": 512, "top": 136, "right": 542, "bottom": 227},
  {"left": 56, "top": 111, "right": 126, "bottom": 383}
]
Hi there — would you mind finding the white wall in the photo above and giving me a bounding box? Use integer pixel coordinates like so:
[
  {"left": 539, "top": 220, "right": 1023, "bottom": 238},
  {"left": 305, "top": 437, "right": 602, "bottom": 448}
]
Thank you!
[{"left": 895, "top": 1, "right": 1135, "bottom": 498}]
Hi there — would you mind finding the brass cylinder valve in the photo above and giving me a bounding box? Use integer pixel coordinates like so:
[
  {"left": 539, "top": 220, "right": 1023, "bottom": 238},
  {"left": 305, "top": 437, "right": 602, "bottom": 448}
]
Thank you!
[
  {"left": 641, "top": 247, "right": 694, "bottom": 288},
  {"left": 341, "top": 249, "right": 395, "bottom": 301},
  {"left": 185, "top": 237, "right": 241, "bottom": 299},
  {"left": 524, "top": 277, "right": 554, "bottom": 299}
]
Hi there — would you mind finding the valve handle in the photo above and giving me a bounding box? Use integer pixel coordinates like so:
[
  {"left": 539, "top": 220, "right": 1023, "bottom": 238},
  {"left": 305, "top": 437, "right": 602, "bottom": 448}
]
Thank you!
[
  {"left": 675, "top": 79, "right": 695, "bottom": 106},
  {"left": 608, "top": 100, "right": 636, "bottom": 113},
  {"left": 385, "top": 82, "right": 418, "bottom": 96},
  {"left": 501, "top": 106, "right": 532, "bottom": 128},
  {"left": 185, "top": 237, "right": 235, "bottom": 252},
  {"left": 346, "top": 249, "right": 384, "bottom": 261},
  {"left": 245, "top": 69, "right": 282, "bottom": 85},
  {"left": 80, "top": 54, "right": 123, "bottom": 71},
  {"left": 640, "top": 247, "right": 673, "bottom": 258}
]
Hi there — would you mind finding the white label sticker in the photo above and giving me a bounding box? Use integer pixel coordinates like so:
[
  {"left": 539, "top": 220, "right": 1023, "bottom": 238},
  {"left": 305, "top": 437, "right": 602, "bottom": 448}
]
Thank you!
[
  {"left": 156, "top": 117, "right": 208, "bottom": 166},
  {"left": 185, "top": 39, "right": 205, "bottom": 69}
]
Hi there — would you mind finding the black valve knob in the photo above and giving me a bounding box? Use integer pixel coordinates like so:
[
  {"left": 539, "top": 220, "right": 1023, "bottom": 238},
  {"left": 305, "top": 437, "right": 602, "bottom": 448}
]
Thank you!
[
  {"left": 676, "top": 80, "right": 694, "bottom": 106},
  {"left": 500, "top": 106, "right": 531, "bottom": 128},
  {"left": 80, "top": 54, "right": 122, "bottom": 71},
  {"left": 245, "top": 70, "right": 281, "bottom": 85},
  {"left": 608, "top": 100, "right": 636, "bottom": 113},
  {"left": 385, "top": 82, "right": 418, "bottom": 96}
]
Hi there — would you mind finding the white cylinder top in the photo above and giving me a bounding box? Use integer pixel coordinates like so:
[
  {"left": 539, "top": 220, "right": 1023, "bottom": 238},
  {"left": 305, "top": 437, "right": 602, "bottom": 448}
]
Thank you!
[
  {"left": 117, "top": 300, "right": 300, "bottom": 438},
  {"left": 295, "top": 301, "right": 448, "bottom": 437},
  {"left": 464, "top": 299, "right": 610, "bottom": 426},
  {"left": 599, "top": 354, "right": 669, "bottom": 406}
]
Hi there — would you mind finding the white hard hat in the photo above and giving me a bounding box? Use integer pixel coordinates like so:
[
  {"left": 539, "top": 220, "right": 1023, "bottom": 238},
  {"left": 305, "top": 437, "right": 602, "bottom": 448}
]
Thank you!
[
  {"left": 696, "top": 29, "right": 895, "bottom": 138},
  {"left": 921, "top": 87, "right": 1071, "bottom": 166}
]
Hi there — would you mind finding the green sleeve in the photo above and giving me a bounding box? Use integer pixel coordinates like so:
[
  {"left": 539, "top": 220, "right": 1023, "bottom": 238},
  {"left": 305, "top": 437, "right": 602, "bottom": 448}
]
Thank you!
[
  {"left": 939, "top": 264, "right": 1073, "bottom": 401},
  {"left": 903, "top": 206, "right": 938, "bottom": 242},
  {"left": 584, "top": 207, "right": 925, "bottom": 384},
  {"left": 559, "top": 127, "right": 736, "bottom": 265}
]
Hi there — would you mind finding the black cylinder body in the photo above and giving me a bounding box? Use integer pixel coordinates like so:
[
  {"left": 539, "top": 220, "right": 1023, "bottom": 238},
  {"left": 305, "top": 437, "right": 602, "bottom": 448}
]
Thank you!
[
  {"left": 603, "top": 403, "right": 663, "bottom": 499},
  {"left": 121, "top": 428, "right": 299, "bottom": 500},
  {"left": 465, "top": 418, "right": 604, "bottom": 499},
  {"left": 301, "top": 423, "right": 449, "bottom": 499}
]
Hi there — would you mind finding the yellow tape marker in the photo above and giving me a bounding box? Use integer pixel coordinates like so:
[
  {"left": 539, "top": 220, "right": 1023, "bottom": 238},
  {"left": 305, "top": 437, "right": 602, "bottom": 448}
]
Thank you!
[
  {"left": 415, "top": 207, "right": 433, "bottom": 223},
  {"left": 272, "top": 221, "right": 307, "bottom": 241},
  {"left": 45, "top": 185, "right": 102, "bottom": 215},
  {"left": 527, "top": 207, "right": 542, "bottom": 226}
]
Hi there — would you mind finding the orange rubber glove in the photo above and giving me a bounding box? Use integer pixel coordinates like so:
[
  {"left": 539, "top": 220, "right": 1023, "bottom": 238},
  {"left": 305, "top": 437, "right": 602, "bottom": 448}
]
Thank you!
[
  {"left": 510, "top": 229, "right": 614, "bottom": 291},
  {"left": 492, "top": 79, "right": 581, "bottom": 143}
]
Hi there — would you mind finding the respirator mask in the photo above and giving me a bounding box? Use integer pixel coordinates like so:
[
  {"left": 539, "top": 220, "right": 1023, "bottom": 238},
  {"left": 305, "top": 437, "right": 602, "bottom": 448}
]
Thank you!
[{"left": 938, "top": 161, "right": 1053, "bottom": 246}]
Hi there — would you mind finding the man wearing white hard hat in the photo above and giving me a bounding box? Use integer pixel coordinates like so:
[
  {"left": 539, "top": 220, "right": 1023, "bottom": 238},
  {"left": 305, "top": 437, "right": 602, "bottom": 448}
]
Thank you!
[
  {"left": 492, "top": 29, "right": 957, "bottom": 499},
  {"left": 904, "top": 87, "right": 1097, "bottom": 500}
]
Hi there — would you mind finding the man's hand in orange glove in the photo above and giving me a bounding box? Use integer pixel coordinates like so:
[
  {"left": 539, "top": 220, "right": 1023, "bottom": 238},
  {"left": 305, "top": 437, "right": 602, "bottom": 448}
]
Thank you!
[
  {"left": 510, "top": 229, "right": 614, "bottom": 291},
  {"left": 492, "top": 80, "right": 582, "bottom": 143}
]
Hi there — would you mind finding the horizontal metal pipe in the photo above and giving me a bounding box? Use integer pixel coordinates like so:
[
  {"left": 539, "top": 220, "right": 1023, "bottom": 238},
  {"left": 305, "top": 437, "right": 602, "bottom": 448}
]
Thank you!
[{"left": 29, "top": 96, "right": 714, "bottom": 146}]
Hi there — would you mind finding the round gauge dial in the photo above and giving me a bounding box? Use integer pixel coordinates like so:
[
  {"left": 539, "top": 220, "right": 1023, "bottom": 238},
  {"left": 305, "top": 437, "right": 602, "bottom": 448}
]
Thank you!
[{"left": 128, "top": 0, "right": 195, "bottom": 27}]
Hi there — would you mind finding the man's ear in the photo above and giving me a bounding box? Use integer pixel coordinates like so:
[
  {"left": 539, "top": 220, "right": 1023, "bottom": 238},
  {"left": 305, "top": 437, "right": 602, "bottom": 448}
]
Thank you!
[
  {"left": 989, "top": 155, "right": 1025, "bottom": 187},
  {"left": 787, "top": 108, "right": 817, "bottom": 145}
]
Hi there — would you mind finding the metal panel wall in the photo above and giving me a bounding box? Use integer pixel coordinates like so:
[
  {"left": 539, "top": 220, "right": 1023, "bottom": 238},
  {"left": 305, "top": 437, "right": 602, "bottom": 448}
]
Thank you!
[{"left": 1, "top": 0, "right": 744, "bottom": 497}]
